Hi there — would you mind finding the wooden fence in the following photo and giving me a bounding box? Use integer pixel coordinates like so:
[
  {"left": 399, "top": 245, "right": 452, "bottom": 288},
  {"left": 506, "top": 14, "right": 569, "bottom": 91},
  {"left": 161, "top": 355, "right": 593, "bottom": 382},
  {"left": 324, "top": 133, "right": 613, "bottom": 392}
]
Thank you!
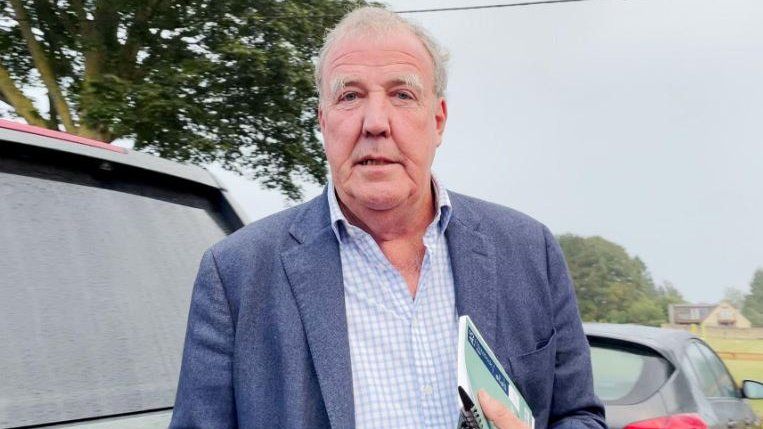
[
  {"left": 716, "top": 351, "right": 763, "bottom": 361},
  {"left": 662, "top": 324, "right": 763, "bottom": 340}
]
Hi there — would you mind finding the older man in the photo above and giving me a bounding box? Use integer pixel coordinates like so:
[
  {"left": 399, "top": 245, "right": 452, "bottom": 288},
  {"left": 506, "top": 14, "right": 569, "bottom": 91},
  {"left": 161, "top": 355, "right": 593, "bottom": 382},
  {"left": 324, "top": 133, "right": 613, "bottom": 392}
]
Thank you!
[{"left": 170, "top": 7, "right": 605, "bottom": 429}]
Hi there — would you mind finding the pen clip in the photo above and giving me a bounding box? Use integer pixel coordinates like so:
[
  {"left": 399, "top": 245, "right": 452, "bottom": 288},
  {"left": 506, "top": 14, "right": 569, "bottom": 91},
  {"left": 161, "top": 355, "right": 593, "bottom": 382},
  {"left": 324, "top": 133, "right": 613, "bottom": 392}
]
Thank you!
[{"left": 458, "top": 386, "right": 485, "bottom": 429}]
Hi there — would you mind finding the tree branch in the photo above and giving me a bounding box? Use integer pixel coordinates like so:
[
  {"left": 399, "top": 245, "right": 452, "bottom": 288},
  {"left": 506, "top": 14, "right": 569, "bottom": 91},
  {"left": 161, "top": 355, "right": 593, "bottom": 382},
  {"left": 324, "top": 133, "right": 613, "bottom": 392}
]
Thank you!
[
  {"left": 73, "top": 0, "right": 118, "bottom": 77},
  {"left": 0, "top": 63, "right": 48, "bottom": 127},
  {"left": 31, "top": 0, "right": 74, "bottom": 76},
  {"left": 69, "top": 0, "right": 101, "bottom": 79},
  {"left": 46, "top": 91, "right": 59, "bottom": 128},
  {"left": 9, "top": 0, "right": 75, "bottom": 132},
  {"left": 70, "top": 0, "right": 121, "bottom": 140},
  {"left": 118, "top": 0, "right": 161, "bottom": 80},
  {"left": 68, "top": 0, "right": 85, "bottom": 23},
  {"left": 54, "top": 0, "right": 79, "bottom": 36}
]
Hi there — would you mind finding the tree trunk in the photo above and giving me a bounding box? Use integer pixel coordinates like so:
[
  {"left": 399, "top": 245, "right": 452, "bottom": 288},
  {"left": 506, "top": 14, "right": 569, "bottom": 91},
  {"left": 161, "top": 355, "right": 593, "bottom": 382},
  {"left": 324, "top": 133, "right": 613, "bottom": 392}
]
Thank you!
[
  {"left": 118, "top": 0, "right": 162, "bottom": 80},
  {"left": 71, "top": 0, "right": 119, "bottom": 142},
  {"left": 0, "top": 64, "right": 48, "bottom": 127},
  {"left": 46, "top": 92, "right": 59, "bottom": 129},
  {"left": 9, "top": 0, "right": 76, "bottom": 132}
]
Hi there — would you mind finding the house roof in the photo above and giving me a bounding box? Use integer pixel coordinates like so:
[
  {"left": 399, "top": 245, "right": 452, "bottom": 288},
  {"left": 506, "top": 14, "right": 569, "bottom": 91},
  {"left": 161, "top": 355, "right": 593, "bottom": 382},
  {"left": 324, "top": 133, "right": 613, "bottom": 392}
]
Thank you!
[
  {"left": 669, "top": 301, "right": 746, "bottom": 325},
  {"left": 670, "top": 303, "right": 718, "bottom": 308}
]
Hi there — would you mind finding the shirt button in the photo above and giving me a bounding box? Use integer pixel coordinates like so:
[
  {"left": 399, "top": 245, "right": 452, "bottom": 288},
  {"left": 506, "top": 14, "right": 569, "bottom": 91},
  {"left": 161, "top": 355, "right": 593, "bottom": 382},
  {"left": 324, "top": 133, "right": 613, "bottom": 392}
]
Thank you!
[{"left": 422, "top": 385, "right": 433, "bottom": 395}]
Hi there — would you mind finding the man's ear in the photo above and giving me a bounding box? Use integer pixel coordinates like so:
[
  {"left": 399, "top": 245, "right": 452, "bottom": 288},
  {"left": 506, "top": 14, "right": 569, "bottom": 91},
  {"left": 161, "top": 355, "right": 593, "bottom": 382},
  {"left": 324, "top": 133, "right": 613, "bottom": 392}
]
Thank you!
[{"left": 435, "top": 97, "right": 448, "bottom": 146}]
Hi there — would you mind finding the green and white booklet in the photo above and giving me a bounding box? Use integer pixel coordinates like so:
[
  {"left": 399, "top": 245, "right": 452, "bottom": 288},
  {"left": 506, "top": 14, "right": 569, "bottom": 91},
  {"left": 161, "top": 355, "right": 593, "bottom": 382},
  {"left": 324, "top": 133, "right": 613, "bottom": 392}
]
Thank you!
[{"left": 456, "top": 315, "right": 535, "bottom": 429}]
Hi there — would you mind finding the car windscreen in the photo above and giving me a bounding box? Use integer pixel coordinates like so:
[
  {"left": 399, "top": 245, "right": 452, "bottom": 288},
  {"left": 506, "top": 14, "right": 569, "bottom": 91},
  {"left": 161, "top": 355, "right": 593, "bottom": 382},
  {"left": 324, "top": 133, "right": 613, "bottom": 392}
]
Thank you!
[
  {"left": 0, "top": 144, "right": 239, "bottom": 427},
  {"left": 588, "top": 337, "right": 674, "bottom": 405}
]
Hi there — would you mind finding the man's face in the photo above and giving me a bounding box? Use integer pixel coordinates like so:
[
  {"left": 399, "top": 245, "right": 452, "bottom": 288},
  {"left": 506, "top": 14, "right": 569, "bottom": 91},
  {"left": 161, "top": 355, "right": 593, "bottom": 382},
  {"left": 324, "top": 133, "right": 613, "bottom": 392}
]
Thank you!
[{"left": 318, "top": 30, "right": 447, "bottom": 213}]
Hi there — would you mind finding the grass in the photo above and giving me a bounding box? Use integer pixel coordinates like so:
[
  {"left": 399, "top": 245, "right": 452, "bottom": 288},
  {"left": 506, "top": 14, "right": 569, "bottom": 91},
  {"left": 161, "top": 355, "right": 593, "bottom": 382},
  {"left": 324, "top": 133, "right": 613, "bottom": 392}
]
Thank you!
[
  {"left": 704, "top": 337, "right": 763, "bottom": 417},
  {"left": 705, "top": 338, "right": 763, "bottom": 354}
]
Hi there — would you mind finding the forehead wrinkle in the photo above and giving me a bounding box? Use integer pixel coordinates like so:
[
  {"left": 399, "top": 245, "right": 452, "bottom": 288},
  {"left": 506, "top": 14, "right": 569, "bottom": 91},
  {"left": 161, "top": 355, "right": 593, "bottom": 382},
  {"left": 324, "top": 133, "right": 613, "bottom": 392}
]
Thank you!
[{"left": 327, "top": 46, "right": 427, "bottom": 70}]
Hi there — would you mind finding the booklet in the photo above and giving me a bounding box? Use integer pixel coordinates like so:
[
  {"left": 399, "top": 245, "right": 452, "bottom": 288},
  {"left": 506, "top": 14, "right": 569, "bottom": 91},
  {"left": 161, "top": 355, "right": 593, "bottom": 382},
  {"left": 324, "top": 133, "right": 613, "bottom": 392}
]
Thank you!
[{"left": 456, "top": 315, "right": 535, "bottom": 429}]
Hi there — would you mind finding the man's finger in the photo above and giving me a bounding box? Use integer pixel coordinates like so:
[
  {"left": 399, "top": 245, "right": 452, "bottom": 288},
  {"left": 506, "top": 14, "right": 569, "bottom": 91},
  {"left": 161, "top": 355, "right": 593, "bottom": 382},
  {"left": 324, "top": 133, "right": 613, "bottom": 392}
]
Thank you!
[{"left": 478, "top": 390, "right": 527, "bottom": 429}]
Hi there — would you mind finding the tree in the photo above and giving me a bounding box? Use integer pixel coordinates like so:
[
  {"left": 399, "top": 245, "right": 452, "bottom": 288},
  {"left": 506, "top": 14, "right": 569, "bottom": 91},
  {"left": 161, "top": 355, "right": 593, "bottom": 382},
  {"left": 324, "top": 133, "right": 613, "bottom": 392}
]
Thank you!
[
  {"left": 0, "top": 0, "right": 365, "bottom": 199},
  {"left": 557, "top": 234, "right": 670, "bottom": 326},
  {"left": 743, "top": 269, "right": 763, "bottom": 326},
  {"left": 723, "top": 286, "right": 746, "bottom": 311},
  {"left": 656, "top": 280, "right": 685, "bottom": 321}
]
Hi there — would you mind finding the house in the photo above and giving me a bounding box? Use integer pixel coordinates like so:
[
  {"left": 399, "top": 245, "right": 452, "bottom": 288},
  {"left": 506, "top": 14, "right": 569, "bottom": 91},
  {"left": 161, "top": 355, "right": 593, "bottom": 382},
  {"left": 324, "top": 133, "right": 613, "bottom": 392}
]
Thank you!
[{"left": 668, "top": 301, "right": 751, "bottom": 328}]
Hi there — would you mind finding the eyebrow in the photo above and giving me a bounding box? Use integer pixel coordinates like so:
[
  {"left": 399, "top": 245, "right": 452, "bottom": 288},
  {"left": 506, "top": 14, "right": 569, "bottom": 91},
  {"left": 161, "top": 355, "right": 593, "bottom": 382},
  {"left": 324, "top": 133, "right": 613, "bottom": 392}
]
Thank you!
[{"left": 329, "top": 73, "right": 424, "bottom": 99}]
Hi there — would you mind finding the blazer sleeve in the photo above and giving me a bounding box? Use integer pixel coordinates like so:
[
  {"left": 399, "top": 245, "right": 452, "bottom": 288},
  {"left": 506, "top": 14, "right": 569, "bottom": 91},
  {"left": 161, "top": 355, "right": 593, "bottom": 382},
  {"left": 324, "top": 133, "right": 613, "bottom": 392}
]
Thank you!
[
  {"left": 543, "top": 226, "right": 608, "bottom": 429},
  {"left": 170, "top": 249, "right": 237, "bottom": 429}
]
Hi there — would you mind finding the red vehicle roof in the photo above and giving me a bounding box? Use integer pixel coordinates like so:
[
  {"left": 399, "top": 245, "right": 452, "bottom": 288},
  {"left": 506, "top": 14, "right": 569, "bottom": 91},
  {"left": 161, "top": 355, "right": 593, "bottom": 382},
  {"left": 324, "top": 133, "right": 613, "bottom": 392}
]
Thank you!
[{"left": 0, "top": 119, "right": 127, "bottom": 154}]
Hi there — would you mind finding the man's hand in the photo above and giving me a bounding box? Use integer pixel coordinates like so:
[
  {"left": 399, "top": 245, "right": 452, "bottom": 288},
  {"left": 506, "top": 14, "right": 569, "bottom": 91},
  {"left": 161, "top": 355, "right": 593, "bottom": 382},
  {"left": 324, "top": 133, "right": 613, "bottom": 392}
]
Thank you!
[{"left": 478, "top": 390, "right": 530, "bottom": 429}]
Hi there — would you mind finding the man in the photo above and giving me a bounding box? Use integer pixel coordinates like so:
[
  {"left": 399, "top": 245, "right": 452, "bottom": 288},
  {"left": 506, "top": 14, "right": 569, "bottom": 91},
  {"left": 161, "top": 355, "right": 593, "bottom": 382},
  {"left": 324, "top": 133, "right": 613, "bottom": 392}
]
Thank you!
[{"left": 171, "top": 7, "right": 605, "bottom": 429}]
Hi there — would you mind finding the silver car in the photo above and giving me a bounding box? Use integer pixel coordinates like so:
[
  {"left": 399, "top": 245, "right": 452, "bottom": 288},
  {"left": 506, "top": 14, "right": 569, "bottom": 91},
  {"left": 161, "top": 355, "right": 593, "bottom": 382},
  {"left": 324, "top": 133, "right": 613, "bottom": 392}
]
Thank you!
[{"left": 585, "top": 323, "right": 763, "bottom": 429}]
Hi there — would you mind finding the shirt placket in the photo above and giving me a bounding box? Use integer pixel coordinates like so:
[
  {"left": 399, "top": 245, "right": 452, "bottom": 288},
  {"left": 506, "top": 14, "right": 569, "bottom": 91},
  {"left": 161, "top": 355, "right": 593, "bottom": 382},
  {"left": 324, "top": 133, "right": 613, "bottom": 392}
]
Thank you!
[
  {"left": 411, "top": 237, "right": 442, "bottom": 427},
  {"left": 345, "top": 227, "right": 416, "bottom": 427},
  {"left": 360, "top": 230, "right": 419, "bottom": 321},
  {"left": 343, "top": 217, "right": 456, "bottom": 428}
]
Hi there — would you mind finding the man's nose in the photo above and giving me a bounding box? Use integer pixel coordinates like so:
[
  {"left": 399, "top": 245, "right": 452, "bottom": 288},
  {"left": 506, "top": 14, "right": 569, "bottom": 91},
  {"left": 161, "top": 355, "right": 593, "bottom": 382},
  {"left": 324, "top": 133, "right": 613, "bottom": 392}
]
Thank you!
[{"left": 362, "top": 94, "right": 391, "bottom": 138}]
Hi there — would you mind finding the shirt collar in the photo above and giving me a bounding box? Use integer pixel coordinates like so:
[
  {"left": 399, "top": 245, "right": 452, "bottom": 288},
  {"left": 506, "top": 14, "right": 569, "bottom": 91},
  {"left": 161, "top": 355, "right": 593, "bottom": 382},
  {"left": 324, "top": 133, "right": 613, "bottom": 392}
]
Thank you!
[{"left": 327, "top": 174, "right": 453, "bottom": 242}]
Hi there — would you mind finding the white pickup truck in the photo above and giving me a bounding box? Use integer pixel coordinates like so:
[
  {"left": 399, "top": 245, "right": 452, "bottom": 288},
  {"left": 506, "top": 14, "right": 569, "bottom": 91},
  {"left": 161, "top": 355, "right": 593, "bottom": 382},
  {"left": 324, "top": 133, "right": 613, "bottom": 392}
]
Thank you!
[{"left": 0, "top": 119, "right": 247, "bottom": 428}]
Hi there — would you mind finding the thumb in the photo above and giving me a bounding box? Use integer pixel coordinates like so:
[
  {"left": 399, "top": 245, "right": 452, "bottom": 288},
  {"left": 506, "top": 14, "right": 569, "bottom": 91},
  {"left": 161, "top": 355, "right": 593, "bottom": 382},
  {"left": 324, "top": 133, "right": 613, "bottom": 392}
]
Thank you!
[{"left": 478, "top": 390, "right": 524, "bottom": 429}]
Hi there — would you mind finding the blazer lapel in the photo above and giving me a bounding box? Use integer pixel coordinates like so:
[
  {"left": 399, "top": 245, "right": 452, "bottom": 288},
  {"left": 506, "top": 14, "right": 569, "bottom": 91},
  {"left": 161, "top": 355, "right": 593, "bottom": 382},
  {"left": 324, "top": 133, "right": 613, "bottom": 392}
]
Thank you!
[
  {"left": 446, "top": 192, "right": 499, "bottom": 348},
  {"left": 281, "top": 192, "right": 354, "bottom": 429}
]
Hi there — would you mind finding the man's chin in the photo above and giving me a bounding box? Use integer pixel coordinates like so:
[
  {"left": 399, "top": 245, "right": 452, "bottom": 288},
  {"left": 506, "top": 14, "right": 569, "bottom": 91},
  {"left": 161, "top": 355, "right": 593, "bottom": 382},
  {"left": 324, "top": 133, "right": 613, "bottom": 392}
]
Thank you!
[
  {"left": 350, "top": 187, "right": 412, "bottom": 212},
  {"left": 361, "top": 195, "right": 407, "bottom": 212}
]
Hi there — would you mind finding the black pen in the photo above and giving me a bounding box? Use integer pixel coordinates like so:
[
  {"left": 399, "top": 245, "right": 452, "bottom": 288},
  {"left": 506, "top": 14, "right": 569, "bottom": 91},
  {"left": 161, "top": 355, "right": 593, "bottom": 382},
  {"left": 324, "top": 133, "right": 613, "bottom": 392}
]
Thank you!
[{"left": 458, "top": 386, "right": 486, "bottom": 429}]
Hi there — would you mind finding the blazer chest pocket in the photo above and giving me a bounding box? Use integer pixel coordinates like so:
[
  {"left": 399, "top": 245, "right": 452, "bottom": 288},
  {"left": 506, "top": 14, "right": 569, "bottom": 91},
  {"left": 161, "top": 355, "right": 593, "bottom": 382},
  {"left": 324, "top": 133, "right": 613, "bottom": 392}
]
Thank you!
[{"left": 506, "top": 328, "right": 556, "bottom": 416}]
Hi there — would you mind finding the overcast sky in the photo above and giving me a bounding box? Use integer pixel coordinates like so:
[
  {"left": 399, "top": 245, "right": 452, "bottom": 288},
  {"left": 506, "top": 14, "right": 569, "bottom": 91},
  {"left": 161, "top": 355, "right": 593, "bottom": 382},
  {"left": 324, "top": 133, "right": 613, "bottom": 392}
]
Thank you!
[{"left": 217, "top": 0, "right": 763, "bottom": 304}]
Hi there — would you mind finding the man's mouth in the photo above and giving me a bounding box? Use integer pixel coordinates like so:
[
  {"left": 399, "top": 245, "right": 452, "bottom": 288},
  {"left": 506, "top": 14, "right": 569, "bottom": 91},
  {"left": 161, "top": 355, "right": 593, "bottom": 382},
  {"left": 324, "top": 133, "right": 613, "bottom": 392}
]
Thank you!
[{"left": 357, "top": 157, "right": 395, "bottom": 166}]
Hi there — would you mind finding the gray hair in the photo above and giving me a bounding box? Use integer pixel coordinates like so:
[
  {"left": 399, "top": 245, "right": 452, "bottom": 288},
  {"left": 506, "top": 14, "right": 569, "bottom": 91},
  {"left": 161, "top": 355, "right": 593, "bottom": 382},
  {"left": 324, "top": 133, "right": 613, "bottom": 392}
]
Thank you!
[{"left": 315, "top": 7, "right": 449, "bottom": 103}]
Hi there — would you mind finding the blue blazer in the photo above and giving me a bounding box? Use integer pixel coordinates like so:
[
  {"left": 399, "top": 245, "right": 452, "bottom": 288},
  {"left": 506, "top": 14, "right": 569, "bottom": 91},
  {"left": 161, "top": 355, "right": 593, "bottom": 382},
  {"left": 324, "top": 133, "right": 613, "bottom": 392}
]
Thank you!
[{"left": 170, "top": 190, "right": 606, "bottom": 429}]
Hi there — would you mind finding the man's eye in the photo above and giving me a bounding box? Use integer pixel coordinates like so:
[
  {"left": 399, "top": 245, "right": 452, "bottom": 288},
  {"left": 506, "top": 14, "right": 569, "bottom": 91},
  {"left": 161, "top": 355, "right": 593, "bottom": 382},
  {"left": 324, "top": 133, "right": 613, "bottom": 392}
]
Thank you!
[
  {"left": 339, "top": 92, "right": 358, "bottom": 102},
  {"left": 395, "top": 91, "right": 414, "bottom": 100}
]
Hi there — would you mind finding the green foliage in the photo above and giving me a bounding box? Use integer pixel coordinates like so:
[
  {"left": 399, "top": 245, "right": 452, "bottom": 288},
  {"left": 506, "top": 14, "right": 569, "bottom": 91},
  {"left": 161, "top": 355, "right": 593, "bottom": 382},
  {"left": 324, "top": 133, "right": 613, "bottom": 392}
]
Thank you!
[
  {"left": 557, "top": 234, "right": 682, "bottom": 326},
  {"left": 0, "top": 0, "right": 367, "bottom": 199},
  {"left": 743, "top": 269, "right": 763, "bottom": 326},
  {"left": 723, "top": 286, "right": 746, "bottom": 311},
  {"left": 656, "top": 280, "right": 685, "bottom": 320}
]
